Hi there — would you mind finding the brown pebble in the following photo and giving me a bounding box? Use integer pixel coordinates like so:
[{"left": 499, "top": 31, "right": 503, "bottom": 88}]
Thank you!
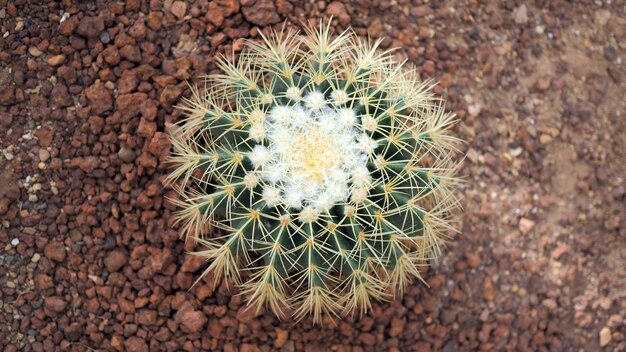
[
  {"left": 44, "top": 241, "right": 66, "bottom": 262},
  {"left": 170, "top": 1, "right": 187, "bottom": 19},
  {"left": 47, "top": 54, "right": 66, "bottom": 66},
  {"left": 104, "top": 250, "right": 127, "bottom": 272},
  {"left": 44, "top": 296, "right": 67, "bottom": 315}
]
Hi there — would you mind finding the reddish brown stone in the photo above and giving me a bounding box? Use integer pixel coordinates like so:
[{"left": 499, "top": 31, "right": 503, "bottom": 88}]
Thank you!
[
  {"left": 85, "top": 82, "right": 113, "bottom": 115},
  {"left": 44, "top": 296, "right": 67, "bottom": 315},
  {"left": 242, "top": 0, "right": 280, "bottom": 26},
  {"left": 120, "top": 45, "right": 142, "bottom": 63},
  {"left": 123, "top": 336, "right": 148, "bottom": 352},
  {"left": 77, "top": 16, "right": 105, "bottom": 38},
  {"left": 44, "top": 241, "right": 66, "bottom": 262},
  {"left": 36, "top": 274, "right": 54, "bottom": 290},
  {"left": 116, "top": 93, "right": 148, "bottom": 119},
  {"left": 217, "top": 0, "right": 240, "bottom": 16},
  {"left": 137, "top": 118, "right": 156, "bottom": 138},
  {"left": 170, "top": 1, "right": 187, "bottom": 19},
  {"left": 148, "top": 132, "right": 171, "bottom": 160},
  {"left": 159, "top": 85, "right": 183, "bottom": 107},
  {"left": 181, "top": 254, "right": 205, "bottom": 273},
  {"left": 205, "top": 2, "right": 225, "bottom": 27},
  {"left": 136, "top": 309, "right": 158, "bottom": 326},
  {"left": 104, "top": 250, "right": 127, "bottom": 272},
  {"left": 118, "top": 72, "right": 139, "bottom": 94},
  {"left": 175, "top": 302, "right": 207, "bottom": 333},
  {"left": 102, "top": 46, "right": 121, "bottom": 65},
  {"left": 59, "top": 14, "right": 80, "bottom": 35},
  {"left": 36, "top": 127, "right": 54, "bottom": 147},
  {"left": 326, "top": 2, "right": 350, "bottom": 25},
  {"left": 77, "top": 156, "right": 100, "bottom": 173}
]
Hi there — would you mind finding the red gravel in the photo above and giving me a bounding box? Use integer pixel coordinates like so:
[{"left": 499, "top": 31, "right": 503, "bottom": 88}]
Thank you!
[{"left": 1, "top": 1, "right": 625, "bottom": 352}]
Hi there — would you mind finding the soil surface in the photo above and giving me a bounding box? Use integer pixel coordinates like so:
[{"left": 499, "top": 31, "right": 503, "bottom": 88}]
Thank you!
[{"left": 1, "top": 1, "right": 625, "bottom": 351}]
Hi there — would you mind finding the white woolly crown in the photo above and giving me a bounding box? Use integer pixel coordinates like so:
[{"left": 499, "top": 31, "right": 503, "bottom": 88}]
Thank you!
[{"left": 249, "top": 91, "right": 374, "bottom": 216}]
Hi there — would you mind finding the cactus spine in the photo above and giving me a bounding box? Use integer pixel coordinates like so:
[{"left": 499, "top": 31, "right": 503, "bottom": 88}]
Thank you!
[{"left": 167, "top": 22, "right": 461, "bottom": 323}]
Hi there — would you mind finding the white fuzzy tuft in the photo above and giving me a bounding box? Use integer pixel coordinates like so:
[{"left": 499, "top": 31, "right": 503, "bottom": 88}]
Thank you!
[
  {"left": 361, "top": 114, "right": 377, "bottom": 132},
  {"left": 357, "top": 133, "right": 378, "bottom": 155},
  {"left": 243, "top": 173, "right": 259, "bottom": 189},
  {"left": 249, "top": 123, "right": 266, "bottom": 141},
  {"left": 248, "top": 145, "right": 272, "bottom": 168},
  {"left": 262, "top": 186, "right": 282, "bottom": 207},
  {"left": 286, "top": 86, "right": 302, "bottom": 101},
  {"left": 351, "top": 188, "right": 367, "bottom": 203},
  {"left": 253, "top": 100, "right": 373, "bottom": 212},
  {"left": 298, "top": 207, "right": 319, "bottom": 223},
  {"left": 304, "top": 91, "right": 326, "bottom": 110},
  {"left": 331, "top": 89, "right": 349, "bottom": 105},
  {"left": 337, "top": 108, "right": 356, "bottom": 127}
]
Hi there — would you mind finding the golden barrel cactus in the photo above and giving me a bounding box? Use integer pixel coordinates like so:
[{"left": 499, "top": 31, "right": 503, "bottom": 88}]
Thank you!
[{"left": 167, "top": 22, "right": 462, "bottom": 323}]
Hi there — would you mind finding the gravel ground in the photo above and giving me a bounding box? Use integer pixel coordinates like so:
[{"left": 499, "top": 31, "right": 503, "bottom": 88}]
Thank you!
[{"left": 1, "top": 1, "right": 625, "bottom": 351}]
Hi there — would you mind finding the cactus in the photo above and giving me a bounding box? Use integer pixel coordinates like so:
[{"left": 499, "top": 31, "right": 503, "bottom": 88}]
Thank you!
[{"left": 167, "top": 22, "right": 462, "bottom": 323}]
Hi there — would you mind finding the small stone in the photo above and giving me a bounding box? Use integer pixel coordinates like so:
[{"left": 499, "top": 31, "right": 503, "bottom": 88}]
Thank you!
[
  {"left": 31, "top": 253, "right": 41, "bottom": 263},
  {"left": 389, "top": 317, "right": 406, "bottom": 337},
  {"left": 236, "top": 305, "right": 261, "bottom": 323},
  {"left": 85, "top": 82, "right": 113, "bottom": 115},
  {"left": 326, "top": 1, "right": 350, "bottom": 25},
  {"left": 47, "top": 54, "right": 66, "bottom": 66},
  {"left": 205, "top": 2, "right": 225, "bottom": 26},
  {"left": 59, "top": 14, "right": 80, "bottom": 35},
  {"left": 136, "top": 309, "right": 158, "bottom": 326},
  {"left": 10, "top": 238, "right": 19, "bottom": 246},
  {"left": 542, "top": 298, "right": 557, "bottom": 311},
  {"left": 240, "top": 344, "right": 261, "bottom": 352},
  {"left": 77, "top": 156, "right": 100, "bottom": 173},
  {"left": 513, "top": 4, "right": 528, "bottom": 24},
  {"left": 2, "top": 150, "right": 14, "bottom": 160},
  {"left": 104, "top": 250, "right": 127, "bottom": 272},
  {"left": 170, "top": 1, "right": 187, "bottom": 19},
  {"left": 99, "top": 31, "right": 110, "bottom": 44},
  {"left": 603, "top": 46, "right": 617, "bottom": 62},
  {"left": 468, "top": 103, "right": 482, "bottom": 117},
  {"left": 102, "top": 46, "right": 120, "bottom": 65},
  {"left": 176, "top": 303, "right": 207, "bottom": 333},
  {"left": 120, "top": 45, "right": 141, "bottom": 63},
  {"left": 44, "top": 296, "right": 67, "bottom": 315},
  {"left": 37, "top": 274, "right": 54, "bottom": 289},
  {"left": 118, "top": 72, "right": 139, "bottom": 94},
  {"left": 595, "top": 10, "right": 611, "bottom": 26},
  {"left": 368, "top": 18, "right": 384, "bottom": 38},
  {"left": 539, "top": 134, "right": 552, "bottom": 144},
  {"left": 124, "top": 336, "right": 148, "bottom": 352},
  {"left": 148, "top": 132, "right": 171, "bottom": 160},
  {"left": 137, "top": 118, "right": 156, "bottom": 138},
  {"left": 600, "top": 327, "right": 612, "bottom": 347},
  {"left": 117, "top": 93, "right": 148, "bottom": 119},
  {"left": 519, "top": 218, "right": 535, "bottom": 234},
  {"left": 37, "top": 128, "right": 53, "bottom": 147},
  {"left": 465, "top": 252, "right": 481, "bottom": 268},
  {"left": 535, "top": 77, "right": 551, "bottom": 91},
  {"left": 550, "top": 244, "right": 568, "bottom": 259},
  {"left": 118, "top": 147, "right": 136, "bottom": 163},
  {"left": 28, "top": 46, "right": 42, "bottom": 57},
  {"left": 44, "top": 242, "right": 66, "bottom": 262},
  {"left": 159, "top": 85, "right": 183, "bottom": 107},
  {"left": 38, "top": 149, "right": 50, "bottom": 162},
  {"left": 275, "top": 328, "right": 288, "bottom": 348},
  {"left": 77, "top": 16, "right": 105, "bottom": 38},
  {"left": 483, "top": 277, "right": 495, "bottom": 301},
  {"left": 181, "top": 254, "right": 205, "bottom": 273},
  {"left": 242, "top": 0, "right": 280, "bottom": 26}
]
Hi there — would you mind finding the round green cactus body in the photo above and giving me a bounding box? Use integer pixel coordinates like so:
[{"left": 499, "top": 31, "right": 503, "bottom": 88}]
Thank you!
[{"left": 168, "top": 22, "right": 461, "bottom": 323}]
